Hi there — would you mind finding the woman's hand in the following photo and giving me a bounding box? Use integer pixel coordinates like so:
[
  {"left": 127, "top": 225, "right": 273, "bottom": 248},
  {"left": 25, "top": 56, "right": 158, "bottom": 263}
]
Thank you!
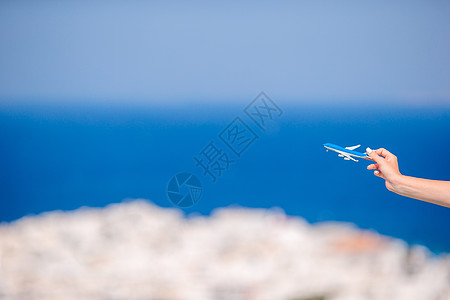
[
  {"left": 366, "top": 147, "right": 402, "bottom": 192},
  {"left": 365, "top": 147, "right": 450, "bottom": 208}
]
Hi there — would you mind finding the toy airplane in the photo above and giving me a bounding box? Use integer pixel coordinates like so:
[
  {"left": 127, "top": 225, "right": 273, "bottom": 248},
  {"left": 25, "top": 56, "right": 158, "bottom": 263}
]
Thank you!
[{"left": 323, "top": 143, "right": 374, "bottom": 162}]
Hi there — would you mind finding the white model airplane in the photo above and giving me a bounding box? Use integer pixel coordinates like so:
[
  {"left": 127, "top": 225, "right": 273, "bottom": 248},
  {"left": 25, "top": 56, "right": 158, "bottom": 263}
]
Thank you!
[{"left": 323, "top": 143, "right": 374, "bottom": 162}]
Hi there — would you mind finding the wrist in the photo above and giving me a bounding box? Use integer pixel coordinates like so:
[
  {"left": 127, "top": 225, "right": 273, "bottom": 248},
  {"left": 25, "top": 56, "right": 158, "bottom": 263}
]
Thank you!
[{"left": 389, "top": 173, "right": 405, "bottom": 193}]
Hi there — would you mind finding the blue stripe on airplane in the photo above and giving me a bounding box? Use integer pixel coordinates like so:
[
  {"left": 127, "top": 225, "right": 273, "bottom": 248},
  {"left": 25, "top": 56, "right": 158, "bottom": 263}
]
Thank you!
[{"left": 323, "top": 143, "right": 368, "bottom": 157}]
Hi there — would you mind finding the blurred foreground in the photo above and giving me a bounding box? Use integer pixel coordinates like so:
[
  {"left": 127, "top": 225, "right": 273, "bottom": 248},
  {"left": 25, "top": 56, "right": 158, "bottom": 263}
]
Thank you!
[{"left": 1, "top": 200, "right": 449, "bottom": 300}]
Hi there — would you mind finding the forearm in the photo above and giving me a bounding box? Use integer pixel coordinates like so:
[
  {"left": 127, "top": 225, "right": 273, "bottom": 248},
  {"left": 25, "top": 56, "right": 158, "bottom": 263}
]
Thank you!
[{"left": 391, "top": 175, "right": 450, "bottom": 208}]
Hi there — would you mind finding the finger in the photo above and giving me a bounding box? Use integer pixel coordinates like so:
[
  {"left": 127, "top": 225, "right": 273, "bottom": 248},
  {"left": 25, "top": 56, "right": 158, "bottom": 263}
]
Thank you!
[
  {"left": 375, "top": 148, "right": 395, "bottom": 159},
  {"left": 374, "top": 170, "right": 386, "bottom": 180},
  {"left": 367, "top": 164, "right": 379, "bottom": 170},
  {"left": 366, "top": 147, "right": 384, "bottom": 164}
]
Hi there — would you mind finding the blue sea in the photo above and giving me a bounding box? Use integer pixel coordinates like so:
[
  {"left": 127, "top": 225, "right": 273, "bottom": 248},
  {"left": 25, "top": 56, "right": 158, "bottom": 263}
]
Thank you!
[{"left": 1, "top": 100, "right": 449, "bottom": 253}]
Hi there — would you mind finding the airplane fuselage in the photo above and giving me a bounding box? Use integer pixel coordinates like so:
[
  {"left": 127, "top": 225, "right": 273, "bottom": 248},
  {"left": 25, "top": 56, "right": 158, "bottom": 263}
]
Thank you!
[{"left": 323, "top": 143, "right": 373, "bottom": 161}]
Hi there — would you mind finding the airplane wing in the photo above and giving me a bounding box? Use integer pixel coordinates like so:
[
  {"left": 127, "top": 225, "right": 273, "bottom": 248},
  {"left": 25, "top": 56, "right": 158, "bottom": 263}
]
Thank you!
[
  {"left": 342, "top": 153, "right": 358, "bottom": 162},
  {"left": 345, "top": 144, "right": 361, "bottom": 150}
]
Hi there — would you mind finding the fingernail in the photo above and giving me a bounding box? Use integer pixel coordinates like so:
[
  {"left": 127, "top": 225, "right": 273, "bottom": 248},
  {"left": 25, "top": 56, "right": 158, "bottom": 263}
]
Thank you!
[
  {"left": 366, "top": 147, "right": 372, "bottom": 154},
  {"left": 375, "top": 171, "right": 380, "bottom": 175}
]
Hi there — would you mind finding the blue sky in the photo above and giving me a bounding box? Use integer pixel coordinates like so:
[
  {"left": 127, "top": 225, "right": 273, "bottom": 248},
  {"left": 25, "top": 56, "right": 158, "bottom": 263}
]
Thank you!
[{"left": 0, "top": 0, "right": 449, "bottom": 105}]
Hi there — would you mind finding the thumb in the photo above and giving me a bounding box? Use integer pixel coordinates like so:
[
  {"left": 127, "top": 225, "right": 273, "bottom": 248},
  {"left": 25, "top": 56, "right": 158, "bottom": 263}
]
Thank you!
[{"left": 366, "top": 147, "right": 384, "bottom": 165}]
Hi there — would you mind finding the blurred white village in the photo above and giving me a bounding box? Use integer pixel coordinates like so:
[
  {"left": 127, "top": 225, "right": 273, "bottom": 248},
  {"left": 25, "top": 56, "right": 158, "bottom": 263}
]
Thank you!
[{"left": 1, "top": 200, "right": 449, "bottom": 300}]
